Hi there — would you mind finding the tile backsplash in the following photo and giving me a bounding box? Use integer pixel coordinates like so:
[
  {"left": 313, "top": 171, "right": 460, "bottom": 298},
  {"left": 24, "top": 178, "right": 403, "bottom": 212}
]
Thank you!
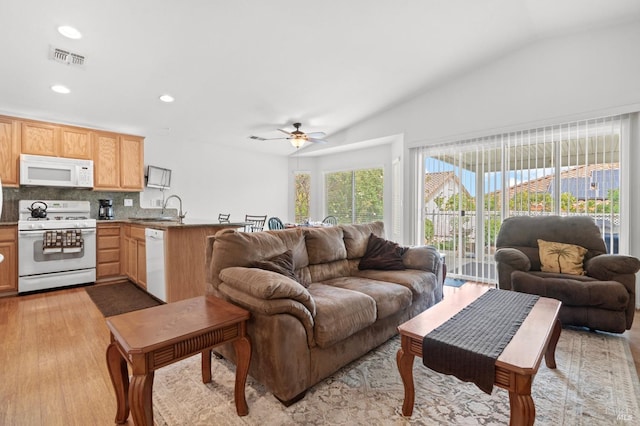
[{"left": 1, "top": 187, "right": 175, "bottom": 222}]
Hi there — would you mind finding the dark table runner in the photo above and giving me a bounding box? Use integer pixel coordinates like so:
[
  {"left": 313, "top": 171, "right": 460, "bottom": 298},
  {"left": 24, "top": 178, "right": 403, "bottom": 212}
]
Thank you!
[{"left": 422, "top": 289, "right": 539, "bottom": 394}]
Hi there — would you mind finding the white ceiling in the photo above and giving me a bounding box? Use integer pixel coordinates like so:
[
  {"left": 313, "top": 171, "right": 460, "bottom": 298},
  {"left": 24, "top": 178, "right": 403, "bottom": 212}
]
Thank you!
[{"left": 1, "top": 0, "right": 640, "bottom": 156}]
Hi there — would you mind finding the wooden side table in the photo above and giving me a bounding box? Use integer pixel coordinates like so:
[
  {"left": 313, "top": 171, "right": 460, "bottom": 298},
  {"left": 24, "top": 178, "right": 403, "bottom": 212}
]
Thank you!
[{"left": 106, "top": 296, "right": 251, "bottom": 425}]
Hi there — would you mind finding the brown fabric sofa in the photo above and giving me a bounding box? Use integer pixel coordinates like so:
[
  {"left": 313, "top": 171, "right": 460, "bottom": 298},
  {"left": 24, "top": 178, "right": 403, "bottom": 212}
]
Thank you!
[
  {"left": 205, "top": 221, "right": 444, "bottom": 404},
  {"left": 494, "top": 215, "right": 640, "bottom": 333}
]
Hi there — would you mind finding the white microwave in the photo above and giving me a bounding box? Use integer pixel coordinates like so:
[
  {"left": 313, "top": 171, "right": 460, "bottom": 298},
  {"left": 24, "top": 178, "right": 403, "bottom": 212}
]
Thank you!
[{"left": 20, "top": 154, "right": 94, "bottom": 188}]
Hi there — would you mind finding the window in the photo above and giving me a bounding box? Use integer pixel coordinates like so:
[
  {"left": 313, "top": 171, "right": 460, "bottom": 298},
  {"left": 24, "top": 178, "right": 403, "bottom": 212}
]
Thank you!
[
  {"left": 325, "top": 167, "right": 383, "bottom": 224},
  {"left": 414, "top": 114, "right": 628, "bottom": 284},
  {"left": 294, "top": 172, "right": 310, "bottom": 224}
]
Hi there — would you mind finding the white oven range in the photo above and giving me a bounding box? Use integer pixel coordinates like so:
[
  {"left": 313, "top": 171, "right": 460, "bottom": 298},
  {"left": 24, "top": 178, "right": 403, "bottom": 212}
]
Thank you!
[{"left": 18, "top": 200, "right": 96, "bottom": 293}]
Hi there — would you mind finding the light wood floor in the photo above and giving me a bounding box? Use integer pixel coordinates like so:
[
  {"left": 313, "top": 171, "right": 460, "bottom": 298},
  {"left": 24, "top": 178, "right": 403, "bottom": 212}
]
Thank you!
[{"left": 0, "top": 283, "right": 638, "bottom": 425}]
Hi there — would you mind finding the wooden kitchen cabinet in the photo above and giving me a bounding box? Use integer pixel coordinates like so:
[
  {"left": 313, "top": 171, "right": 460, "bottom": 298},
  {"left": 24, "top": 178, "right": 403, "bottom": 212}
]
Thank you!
[
  {"left": 123, "top": 224, "right": 147, "bottom": 289},
  {"left": 0, "top": 114, "right": 144, "bottom": 190},
  {"left": 93, "top": 132, "right": 120, "bottom": 189},
  {"left": 96, "top": 223, "right": 123, "bottom": 282},
  {"left": 120, "top": 136, "right": 144, "bottom": 190},
  {"left": 21, "top": 121, "right": 58, "bottom": 156},
  {"left": 0, "top": 116, "right": 20, "bottom": 187},
  {"left": 93, "top": 132, "right": 144, "bottom": 191},
  {"left": 60, "top": 126, "right": 92, "bottom": 159},
  {"left": 21, "top": 120, "right": 93, "bottom": 160},
  {"left": 0, "top": 226, "right": 18, "bottom": 294}
]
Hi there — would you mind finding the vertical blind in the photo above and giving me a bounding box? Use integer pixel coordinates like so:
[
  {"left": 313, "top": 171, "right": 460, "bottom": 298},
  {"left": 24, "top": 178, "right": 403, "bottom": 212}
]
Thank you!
[{"left": 413, "top": 114, "right": 628, "bottom": 283}]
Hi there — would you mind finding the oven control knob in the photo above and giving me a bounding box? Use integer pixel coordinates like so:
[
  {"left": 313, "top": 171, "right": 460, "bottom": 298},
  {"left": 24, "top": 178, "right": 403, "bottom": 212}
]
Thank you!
[{"left": 36, "top": 223, "right": 45, "bottom": 229}]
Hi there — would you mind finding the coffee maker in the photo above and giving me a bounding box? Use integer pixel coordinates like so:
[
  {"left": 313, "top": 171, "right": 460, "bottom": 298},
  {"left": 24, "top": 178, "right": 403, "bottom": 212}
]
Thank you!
[{"left": 98, "top": 199, "right": 114, "bottom": 220}]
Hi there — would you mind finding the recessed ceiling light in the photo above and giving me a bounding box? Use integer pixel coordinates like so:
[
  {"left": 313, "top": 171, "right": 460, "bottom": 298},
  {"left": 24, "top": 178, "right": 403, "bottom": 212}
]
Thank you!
[
  {"left": 51, "top": 85, "right": 70, "bottom": 94},
  {"left": 159, "top": 94, "right": 175, "bottom": 103},
  {"left": 58, "top": 25, "right": 82, "bottom": 40}
]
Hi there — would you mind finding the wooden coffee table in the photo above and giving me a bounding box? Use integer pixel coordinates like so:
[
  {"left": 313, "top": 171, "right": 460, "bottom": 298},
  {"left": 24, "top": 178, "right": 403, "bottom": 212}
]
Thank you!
[
  {"left": 397, "top": 286, "right": 561, "bottom": 426},
  {"left": 106, "top": 295, "right": 251, "bottom": 425}
]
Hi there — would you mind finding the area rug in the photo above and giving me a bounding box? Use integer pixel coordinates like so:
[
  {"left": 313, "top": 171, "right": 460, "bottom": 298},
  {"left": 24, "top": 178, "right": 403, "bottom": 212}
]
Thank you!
[
  {"left": 85, "top": 282, "right": 162, "bottom": 317},
  {"left": 152, "top": 328, "right": 640, "bottom": 425},
  {"left": 444, "top": 278, "right": 466, "bottom": 288}
]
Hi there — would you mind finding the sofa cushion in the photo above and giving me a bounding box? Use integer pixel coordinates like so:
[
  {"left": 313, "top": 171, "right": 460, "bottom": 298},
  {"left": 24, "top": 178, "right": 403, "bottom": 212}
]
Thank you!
[
  {"left": 341, "top": 221, "right": 385, "bottom": 259},
  {"left": 354, "top": 269, "right": 436, "bottom": 297},
  {"left": 402, "top": 246, "right": 440, "bottom": 273},
  {"left": 304, "top": 226, "right": 347, "bottom": 265},
  {"left": 208, "top": 229, "right": 287, "bottom": 289},
  {"left": 251, "top": 250, "right": 301, "bottom": 284},
  {"left": 219, "top": 266, "right": 316, "bottom": 316},
  {"left": 321, "top": 276, "right": 412, "bottom": 320},
  {"left": 308, "top": 259, "right": 351, "bottom": 283},
  {"left": 270, "top": 228, "right": 310, "bottom": 270},
  {"left": 511, "top": 270, "right": 629, "bottom": 310},
  {"left": 308, "top": 283, "right": 377, "bottom": 348},
  {"left": 538, "top": 239, "right": 587, "bottom": 275},
  {"left": 358, "top": 233, "right": 406, "bottom": 271}
]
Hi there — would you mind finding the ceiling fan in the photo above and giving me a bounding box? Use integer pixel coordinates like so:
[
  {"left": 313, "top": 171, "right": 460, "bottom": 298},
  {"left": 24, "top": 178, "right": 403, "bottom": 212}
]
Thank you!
[{"left": 249, "top": 123, "right": 327, "bottom": 148}]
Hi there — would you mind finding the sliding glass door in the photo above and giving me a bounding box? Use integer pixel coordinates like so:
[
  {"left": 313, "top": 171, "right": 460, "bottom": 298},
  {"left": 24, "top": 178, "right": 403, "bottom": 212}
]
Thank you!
[{"left": 416, "top": 114, "right": 628, "bottom": 284}]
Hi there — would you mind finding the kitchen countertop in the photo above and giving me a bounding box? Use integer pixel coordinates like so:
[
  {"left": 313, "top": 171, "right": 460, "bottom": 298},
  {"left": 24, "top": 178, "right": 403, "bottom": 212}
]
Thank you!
[
  {"left": 1, "top": 219, "right": 249, "bottom": 229},
  {"left": 97, "top": 218, "right": 250, "bottom": 229}
]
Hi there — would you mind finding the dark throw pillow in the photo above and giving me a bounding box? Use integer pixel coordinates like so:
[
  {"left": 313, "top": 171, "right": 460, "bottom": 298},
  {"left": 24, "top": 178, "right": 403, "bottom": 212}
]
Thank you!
[
  {"left": 251, "top": 250, "right": 300, "bottom": 283},
  {"left": 358, "top": 233, "right": 406, "bottom": 271}
]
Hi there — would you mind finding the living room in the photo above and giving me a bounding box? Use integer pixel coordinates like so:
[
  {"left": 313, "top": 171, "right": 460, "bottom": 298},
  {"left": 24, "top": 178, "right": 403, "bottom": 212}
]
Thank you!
[{"left": 1, "top": 1, "right": 640, "bottom": 424}]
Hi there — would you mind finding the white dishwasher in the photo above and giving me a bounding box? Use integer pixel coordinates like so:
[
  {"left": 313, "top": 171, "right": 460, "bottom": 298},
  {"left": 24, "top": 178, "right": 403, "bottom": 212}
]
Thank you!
[{"left": 145, "top": 228, "right": 167, "bottom": 302}]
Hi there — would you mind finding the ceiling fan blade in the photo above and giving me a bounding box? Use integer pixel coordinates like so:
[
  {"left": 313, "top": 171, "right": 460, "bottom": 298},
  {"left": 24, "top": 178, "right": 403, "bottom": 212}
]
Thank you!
[
  {"left": 277, "top": 128, "right": 293, "bottom": 136},
  {"left": 306, "top": 132, "right": 326, "bottom": 138},
  {"left": 248, "top": 135, "right": 287, "bottom": 141},
  {"left": 308, "top": 138, "right": 327, "bottom": 144}
]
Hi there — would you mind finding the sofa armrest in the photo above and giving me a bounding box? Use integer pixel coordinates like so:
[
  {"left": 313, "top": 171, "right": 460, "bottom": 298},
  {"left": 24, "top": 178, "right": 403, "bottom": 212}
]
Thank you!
[
  {"left": 402, "top": 245, "right": 441, "bottom": 273},
  {"left": 494, "top": 248, "right": 531, "bottom": 271},
  {"left": 494, "top": 248, "right": 532, "bottom": 291},
  {"left": 585, "top": 254, "right": 640, "bottom": 281},
  {"left": 218, "top": 283, "right": 316, "bottom": 347},
  {"left": 219, "top": 266, "right": 316, "bottom": 316}
]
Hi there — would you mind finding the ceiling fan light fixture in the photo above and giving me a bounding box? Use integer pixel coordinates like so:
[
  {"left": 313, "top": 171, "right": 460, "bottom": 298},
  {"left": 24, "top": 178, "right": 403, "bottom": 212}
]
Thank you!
[{"left": 290, "top": 137, "right": 305, "bottom": 149}]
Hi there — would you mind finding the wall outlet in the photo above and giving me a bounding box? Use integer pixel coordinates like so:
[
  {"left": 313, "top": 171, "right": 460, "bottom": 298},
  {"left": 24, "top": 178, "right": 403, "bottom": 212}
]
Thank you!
[{"left": 124, "top": 199, "right": 133, "bottom": 207}]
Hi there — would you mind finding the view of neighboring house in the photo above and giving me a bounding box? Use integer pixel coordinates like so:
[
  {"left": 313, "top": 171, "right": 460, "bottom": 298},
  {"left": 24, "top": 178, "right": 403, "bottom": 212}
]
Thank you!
[
  {"left": 494, "top": 163, "right": 620, "bottom": 212},
  {"left": 423, "top": 162, "right": 622, "bottom": 282},
  {"left": 423, "top": 171, "right": 471, "bottom": 239}
]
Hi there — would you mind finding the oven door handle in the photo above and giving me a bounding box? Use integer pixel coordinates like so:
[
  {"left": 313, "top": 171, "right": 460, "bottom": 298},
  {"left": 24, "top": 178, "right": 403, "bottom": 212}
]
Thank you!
[{"left": 19, "top": 228, "right": 97, "bottom": 237}]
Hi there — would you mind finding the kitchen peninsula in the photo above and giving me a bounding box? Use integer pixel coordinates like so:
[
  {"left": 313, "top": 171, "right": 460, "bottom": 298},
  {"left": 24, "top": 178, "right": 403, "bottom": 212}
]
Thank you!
[{"left": 97, "top": 219, "right": 248, "bottom": 303}]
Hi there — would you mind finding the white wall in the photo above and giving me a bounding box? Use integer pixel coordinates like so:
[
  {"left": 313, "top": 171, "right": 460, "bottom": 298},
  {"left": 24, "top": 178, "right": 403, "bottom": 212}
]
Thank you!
[
  {"left": 329, "top": 21, "right": 640, "bottom": 148},
  {"left": 141, "top": 140, "right": 289, "bottom": 224}
]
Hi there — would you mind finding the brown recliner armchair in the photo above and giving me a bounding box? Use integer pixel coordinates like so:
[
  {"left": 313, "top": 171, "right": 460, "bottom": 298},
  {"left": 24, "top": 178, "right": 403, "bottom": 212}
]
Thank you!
[{"left": 494, "top": 215, "right": 640, "bottom": 333}]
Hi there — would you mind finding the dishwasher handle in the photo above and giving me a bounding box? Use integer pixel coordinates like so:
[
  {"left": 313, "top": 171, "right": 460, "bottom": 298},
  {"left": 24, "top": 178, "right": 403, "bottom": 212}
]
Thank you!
[{"left": 144, "top": 228, "right": 165, "bottom": 240}]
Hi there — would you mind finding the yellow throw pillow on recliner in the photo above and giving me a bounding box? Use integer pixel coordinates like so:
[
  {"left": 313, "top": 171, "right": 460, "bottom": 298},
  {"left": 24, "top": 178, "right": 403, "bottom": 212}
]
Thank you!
[{"left": 537, "top": 239, "right": 588, "bottom": 275}]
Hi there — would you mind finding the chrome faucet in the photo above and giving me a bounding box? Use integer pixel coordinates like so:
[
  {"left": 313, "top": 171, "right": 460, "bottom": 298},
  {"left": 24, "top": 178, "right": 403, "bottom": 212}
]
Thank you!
[{"left": 163, "top": 195, "right": 187, "bottom": 224}]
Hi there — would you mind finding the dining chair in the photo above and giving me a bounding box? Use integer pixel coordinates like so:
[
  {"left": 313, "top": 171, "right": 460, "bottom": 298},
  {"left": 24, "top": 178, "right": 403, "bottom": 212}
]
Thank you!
[
  {"left": 268, "top": 217, "right": 285, "bottom": 230},
  {"left": 218, "top": 213, "right": 230, "bottom": 223},
  {"left": 245, "top": 214, "right": 267, "bottom": 232},
  {"left": 322, "top": 215, "right": 338, "bottom": 225}
]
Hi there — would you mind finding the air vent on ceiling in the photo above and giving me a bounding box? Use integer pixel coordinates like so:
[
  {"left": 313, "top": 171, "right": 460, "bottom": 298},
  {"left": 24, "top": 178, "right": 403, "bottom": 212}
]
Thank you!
[{"left": 49, "top": 46, "right": 86, "bottom": 67}]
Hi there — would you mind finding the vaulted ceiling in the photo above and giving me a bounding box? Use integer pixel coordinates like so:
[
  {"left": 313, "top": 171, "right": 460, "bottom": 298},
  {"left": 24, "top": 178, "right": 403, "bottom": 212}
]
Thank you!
[{"left": 2, "top": 0, "right": 640, "bottom": 156}]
